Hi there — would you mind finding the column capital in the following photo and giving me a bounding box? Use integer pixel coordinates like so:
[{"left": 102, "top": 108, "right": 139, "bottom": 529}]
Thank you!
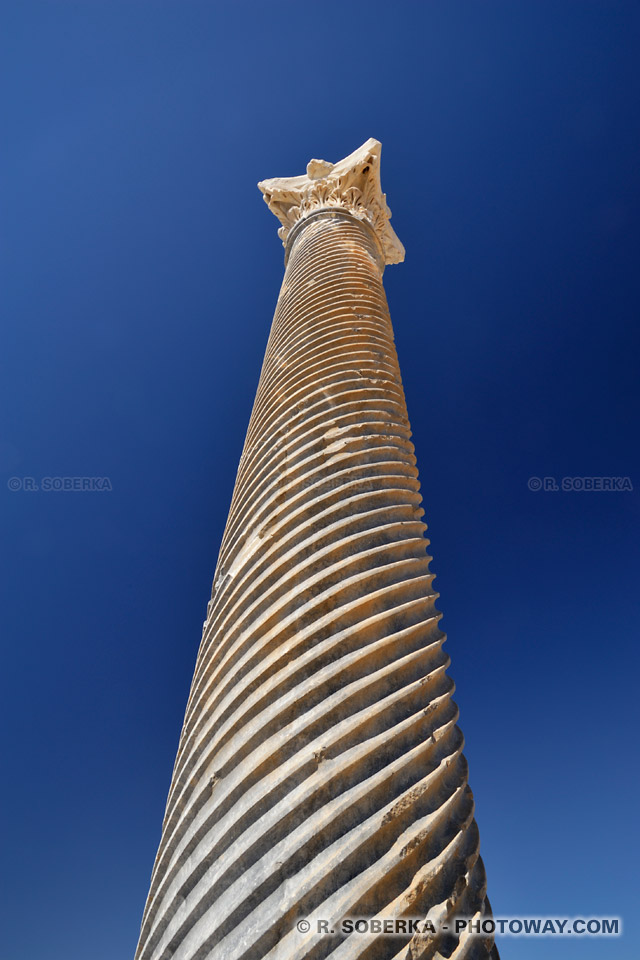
[{"left": 258, "top": 138, "right": 405, "bottom": 266}]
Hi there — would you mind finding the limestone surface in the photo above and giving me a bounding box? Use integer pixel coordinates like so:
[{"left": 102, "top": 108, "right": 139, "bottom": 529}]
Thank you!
[
  {"left": 134, "top": 142, "right": 498, "bottom": 960},
  {"left": 258, "top": 138, "right": 405, "bottom": 266}
]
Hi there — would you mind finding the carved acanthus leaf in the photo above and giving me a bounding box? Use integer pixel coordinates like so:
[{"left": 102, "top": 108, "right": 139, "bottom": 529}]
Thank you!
[{"left": 258, "top": 138, "right": 405, "bottom": 266}]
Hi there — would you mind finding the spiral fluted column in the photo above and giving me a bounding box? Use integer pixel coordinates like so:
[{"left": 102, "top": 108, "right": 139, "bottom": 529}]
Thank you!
[{"left": 134, "top": 140, "right": 497, "bottom": 960}]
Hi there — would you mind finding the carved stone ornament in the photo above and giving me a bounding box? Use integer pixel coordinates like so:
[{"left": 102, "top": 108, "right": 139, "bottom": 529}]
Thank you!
[{"left": 258, "top": 138, "right": 405, "bottom": 266}]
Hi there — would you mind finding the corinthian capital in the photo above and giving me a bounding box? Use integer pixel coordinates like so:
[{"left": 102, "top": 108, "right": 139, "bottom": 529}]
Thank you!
[{"left": 258, "top": 138, "right": 405, "bottom": 266}]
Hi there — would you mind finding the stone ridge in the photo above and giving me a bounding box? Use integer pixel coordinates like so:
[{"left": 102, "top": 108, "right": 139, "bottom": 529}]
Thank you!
[{"left": 134, "top": 213, "right": 497, "bottom": 960}]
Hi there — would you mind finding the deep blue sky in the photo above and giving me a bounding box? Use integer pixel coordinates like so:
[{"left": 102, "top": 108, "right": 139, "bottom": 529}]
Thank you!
[{"left": 1, "top": 3, "right": 638, "bottom": 958}]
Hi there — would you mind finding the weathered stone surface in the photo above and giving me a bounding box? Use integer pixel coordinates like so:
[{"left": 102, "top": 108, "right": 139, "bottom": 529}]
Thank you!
[
  {"left": 134, "top": 142, "right": 497, "bottom": 960},
  {"left": 258, "top": 138, "right": 405, "bottom": 266}
]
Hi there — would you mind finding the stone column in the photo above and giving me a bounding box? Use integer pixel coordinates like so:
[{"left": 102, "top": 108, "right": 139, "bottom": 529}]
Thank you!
[{"left": 135, "top": 140, "right": 498, "bottom": 960}]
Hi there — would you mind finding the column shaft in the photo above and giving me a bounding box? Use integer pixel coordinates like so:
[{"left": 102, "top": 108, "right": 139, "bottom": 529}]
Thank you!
[{"left": 135, "top": 212, "right": 497, "bottom": 960}]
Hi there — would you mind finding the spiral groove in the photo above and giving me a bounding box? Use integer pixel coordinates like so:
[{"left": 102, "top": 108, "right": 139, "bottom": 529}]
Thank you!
[{"left": 134, "top": 213, "right": 498, "bottom": 960}]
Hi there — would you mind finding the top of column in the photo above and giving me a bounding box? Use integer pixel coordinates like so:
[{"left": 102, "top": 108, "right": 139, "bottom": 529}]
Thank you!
[{"left": 257, "top": 138, "right": 405, "bottom": 266}]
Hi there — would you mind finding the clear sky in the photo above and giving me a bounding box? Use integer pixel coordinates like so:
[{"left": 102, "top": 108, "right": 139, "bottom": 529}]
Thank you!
[{"left": 1, "top": 3, "right": 638, "bottom": 958}]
